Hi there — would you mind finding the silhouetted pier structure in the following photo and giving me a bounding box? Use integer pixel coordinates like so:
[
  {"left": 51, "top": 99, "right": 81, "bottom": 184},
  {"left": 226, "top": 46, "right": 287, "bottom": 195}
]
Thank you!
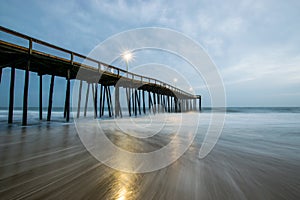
[{"left": 0, "top": 26, "right": 201, "bottom": 125}]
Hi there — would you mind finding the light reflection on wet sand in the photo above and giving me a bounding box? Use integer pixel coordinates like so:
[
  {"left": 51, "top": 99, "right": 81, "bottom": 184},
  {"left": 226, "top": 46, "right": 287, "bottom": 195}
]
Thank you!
[{"left": 0, "top": 113, "right": 299, "bottom": 199}]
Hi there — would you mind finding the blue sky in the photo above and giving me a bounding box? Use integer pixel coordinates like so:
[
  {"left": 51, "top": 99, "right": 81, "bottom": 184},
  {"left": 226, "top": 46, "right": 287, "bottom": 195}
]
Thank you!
[{"left": 0, "top": 0, "right": 300, "bottom": 107}]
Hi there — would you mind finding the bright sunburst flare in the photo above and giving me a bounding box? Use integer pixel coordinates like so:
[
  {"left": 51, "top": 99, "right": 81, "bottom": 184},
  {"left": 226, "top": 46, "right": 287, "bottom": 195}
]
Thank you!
[{"left": 121, "top": 50, "right": 133, "bottom": 62}]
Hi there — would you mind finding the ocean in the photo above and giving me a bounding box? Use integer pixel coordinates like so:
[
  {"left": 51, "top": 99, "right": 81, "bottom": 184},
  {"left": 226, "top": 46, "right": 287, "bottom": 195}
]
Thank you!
[{"left": 0, "top": 107, "right": 299, "bottom": 199}]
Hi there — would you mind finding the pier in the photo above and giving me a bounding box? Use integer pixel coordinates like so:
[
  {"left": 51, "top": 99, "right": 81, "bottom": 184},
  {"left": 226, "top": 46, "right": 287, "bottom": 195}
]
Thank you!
[{"left": 0, "top": 26, "right": 201, "bottom": 125}]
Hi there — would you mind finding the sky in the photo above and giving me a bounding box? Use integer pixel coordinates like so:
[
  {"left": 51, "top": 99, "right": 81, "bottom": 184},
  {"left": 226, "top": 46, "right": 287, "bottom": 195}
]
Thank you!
[{"left": 0, "top": 0, "right": 300, "bottom": 107}]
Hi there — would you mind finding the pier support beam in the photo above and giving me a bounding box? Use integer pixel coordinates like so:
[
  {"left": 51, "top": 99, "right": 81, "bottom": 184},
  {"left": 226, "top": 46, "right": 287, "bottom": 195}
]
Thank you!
[
  {"left": 185, "top": 99, "right": 189, "bottom": 112},
  {"left": 65, "top": 70, "right": 71, "bottom": 122},
  {"left": 107, "top": 86, "right": 113, "bottom": 117},
  {"left": 170, "top": 96, "right": 174, "bottom": 112},
  {"left": 39, "top": 74, "right": 43, "bottom": 120},
  {"left": 94, "top": 84, "right": 98, "bottom": 118},
  {"left": 114, "top": 86, "right": 119, "bottom": 117},
  {"left": 199, "top": 96, "right": 202, "bottom": 111},
  {"left": 164, "top": 96, "right": 168, "bottom": 112},
  {"left": 0, "top": 68, "right": 2, "bottom": 83},
  {"left": 174, "top": 97, "right": 178, "bottom": 112},
  {"left": 142, "top": 90, "right": 146, "bottom": 114},
  {"left": 134, "top": 89, "right": 137, "bottom": 116},
  {"left": 102, "top": 86, "right": 113, "bottom": 117},
  {"left": 153, "top": 93, "right": 156, "bottom": 114},
  {"left": 132, "top": 88, "right": 135, "bottom": 115},
  {"left": 91, "top": 83, "right": 96, "bottom": 118},
  {"left": 77, "top": 80, "right": 82, "bottom": 118},
  {"left": 178, "top": 99, "right": 181, "bottom": 112},
  {"left": 161, "top": 95, "right": 164, "bottom": 112},
  {"left": 134, "top": 89, "right": 141, "bottom": 116},
  {"left": 22, "top": 40, "right": 32, "bottom": 126},
  {"left": 148, "top": 91, "right": 152, "bottom": 113},
  {"left": 126, "top": 88, "right": 131, "bottom": 116},
  {"left": 84, "top": 83, "right": 90, "bottom": 117},
  {"left": 8, "top": 67, "right": 15, "bottom": 124},
  {"left": 115, "top": 86, "right": 122, "bottom": 117},
  {"left": 167, "top": 96, "right": 170, "bottom": 113},
  {"left": 22, "top": 65, "right": 30, "bottom": 126},
  {"left": 180, "top": 100, "right": 182, "bottom": 112},
  {"left": 47, "top": 75, "right": 55, "bottom": 121},
  {"left": 99, "top": 84, "right": 103, "bottom": 117},
  {"left": 137, "top": 90, "right": 141, "bottom": 115},
  {"left": 157, "top": 94, "right": 160, "bottom": 113},
  {"left": 101, "top": 85, "right": 106, "bottom": 117}
]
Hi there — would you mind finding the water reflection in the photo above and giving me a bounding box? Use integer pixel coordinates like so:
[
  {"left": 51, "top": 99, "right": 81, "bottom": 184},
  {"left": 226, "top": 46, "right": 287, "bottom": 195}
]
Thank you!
[{"left": 113, "top": 172, "right": 137, "bottom": 200}]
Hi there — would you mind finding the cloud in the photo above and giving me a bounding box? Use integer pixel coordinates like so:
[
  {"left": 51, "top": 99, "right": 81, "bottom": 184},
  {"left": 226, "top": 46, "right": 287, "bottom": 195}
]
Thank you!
[
  {"left": 219, "top": 17, "right": 244, "bottom": 36},
  {"left": 221, "top": 49, "right": 300, "bottom": 87},
  {"left": 203, "top": 37, "right": 224, "bottom": 56},
  {"left": 90, "top": 0, "right": 166, "bottom": 24}
]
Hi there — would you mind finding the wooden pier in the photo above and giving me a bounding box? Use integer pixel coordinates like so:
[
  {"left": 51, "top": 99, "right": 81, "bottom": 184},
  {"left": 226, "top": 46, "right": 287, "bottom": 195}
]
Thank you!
[{"left": 0, "top": 26, "right": 201, "bottom": 125}]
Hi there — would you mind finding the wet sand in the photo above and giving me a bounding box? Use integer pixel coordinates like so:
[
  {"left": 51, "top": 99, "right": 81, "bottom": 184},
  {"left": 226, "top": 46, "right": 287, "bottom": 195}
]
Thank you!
[{"left": 0, "top": 113, "right": 299, "bottom": 199}]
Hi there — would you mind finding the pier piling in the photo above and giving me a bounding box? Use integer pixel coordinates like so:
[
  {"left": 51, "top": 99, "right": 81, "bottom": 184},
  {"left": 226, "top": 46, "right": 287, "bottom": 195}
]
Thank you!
[
  {"left": 77, "top": 80, "right": 82, "bottom": 118},
  {"left": 142, "top": 90, "right": 146, "bottom": 114},
  {"left": 84, "top": 83, "right": 90, "bottom": 117},
  {"left": 199, "top": 96, "right": 202, "bottom": 111},
  {"left": 8, "top": 67, "right": 15, "bottom": 124},
  {"left": 99, "top": 84, "right": 103, "bottom": 117},
  {"left": 39, "top": 74, "right": 43, "bottom": 120},
  {"left": 22, "top": 65, "right": 30, "bottom": 126},
  {"left": 65, "top": 70, "right": 71, "bottom": 122},
  {"left": 94, "top": 84, "right": 98, "bottom": 118},
  {"left": 47, "top": 75, "right": 55, "bottom": 121}
]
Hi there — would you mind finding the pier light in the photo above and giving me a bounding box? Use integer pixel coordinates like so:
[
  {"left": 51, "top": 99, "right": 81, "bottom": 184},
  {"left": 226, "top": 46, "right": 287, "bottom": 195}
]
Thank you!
[
  {"left": 121, "top": 50, "right": 134, "bottom": 78},
  {"left": 122, "top": 51, "right": 133, "bottom": 63},
  {"left": 173, "top": 78, "right": 178, "bottom": 87},
  {"left": 121, "top": 51, "right": 133, "bottom": 71}
]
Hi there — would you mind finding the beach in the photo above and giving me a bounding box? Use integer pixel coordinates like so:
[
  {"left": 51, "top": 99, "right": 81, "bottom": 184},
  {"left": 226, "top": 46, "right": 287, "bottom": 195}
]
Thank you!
[
  {"left": 0, "top": 109, "right": 299, "bottom": 199},
  {"left": 1, "top": 0, "right": 300, "bottom": 199}
]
